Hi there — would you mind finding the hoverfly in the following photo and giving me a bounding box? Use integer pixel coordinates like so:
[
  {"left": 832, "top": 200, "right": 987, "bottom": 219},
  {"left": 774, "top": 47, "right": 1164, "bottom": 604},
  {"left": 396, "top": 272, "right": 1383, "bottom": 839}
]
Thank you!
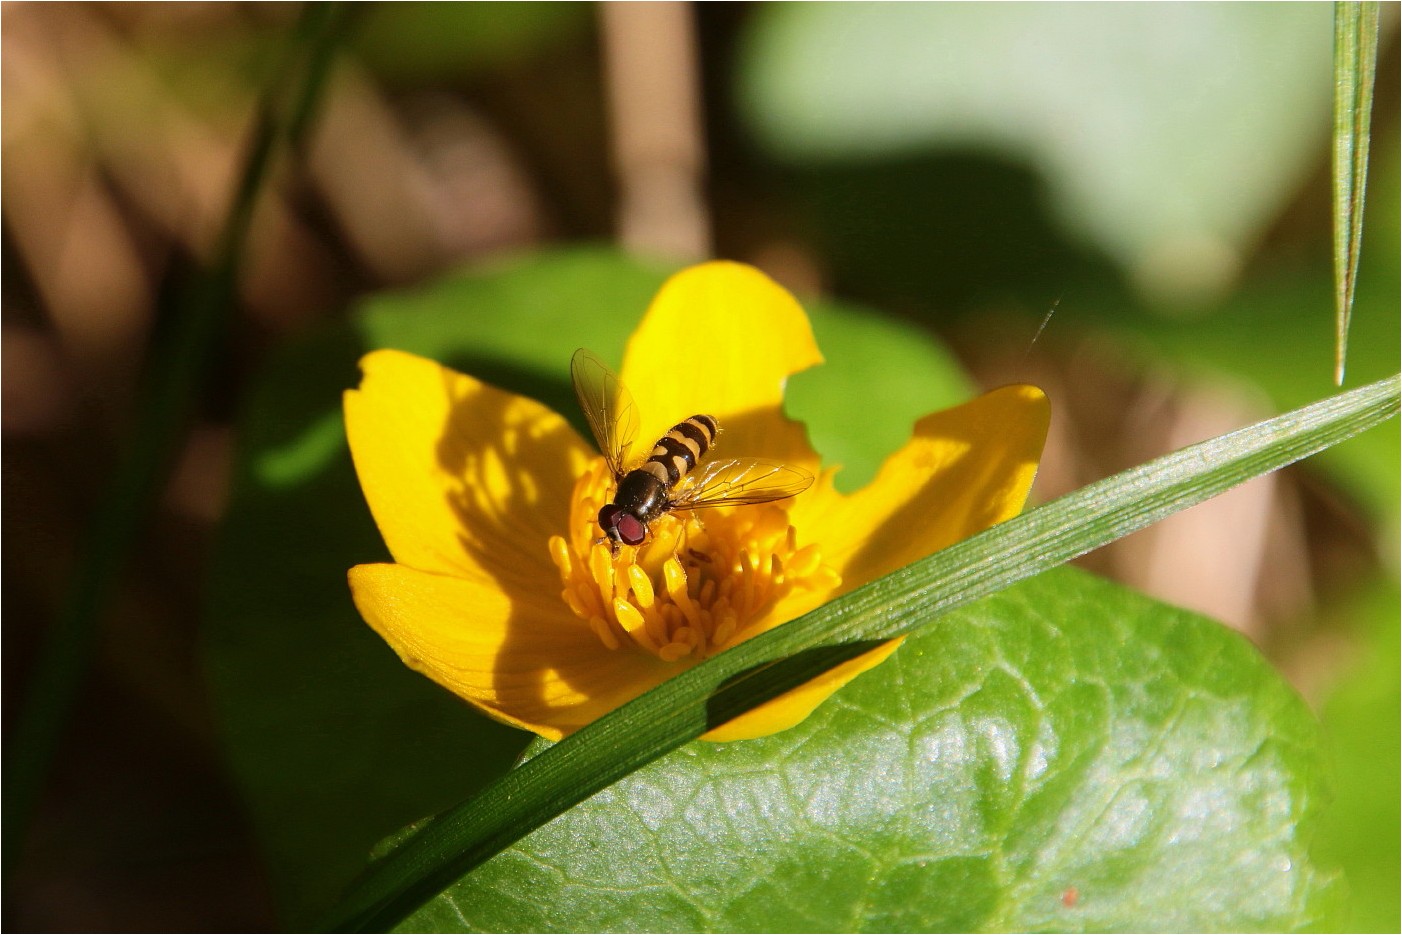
[{"left": 571, "top": 348, "right": 814, "bottom": 550}]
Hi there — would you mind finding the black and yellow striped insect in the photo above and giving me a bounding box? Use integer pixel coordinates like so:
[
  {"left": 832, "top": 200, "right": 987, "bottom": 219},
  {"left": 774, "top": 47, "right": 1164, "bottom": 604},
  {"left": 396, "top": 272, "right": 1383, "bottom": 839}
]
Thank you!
[{"left": 571, "top": 348, "right": 814, "bottom": 550}]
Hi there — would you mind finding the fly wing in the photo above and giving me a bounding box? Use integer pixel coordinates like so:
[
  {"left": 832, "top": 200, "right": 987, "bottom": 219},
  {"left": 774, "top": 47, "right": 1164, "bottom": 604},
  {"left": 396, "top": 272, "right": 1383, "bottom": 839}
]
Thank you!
[
  {"left": 570, "top": 348, "right": 639, "bottom": 477},
  {"left": 670, "top": 458, "right": 814, "bottom": 510}
]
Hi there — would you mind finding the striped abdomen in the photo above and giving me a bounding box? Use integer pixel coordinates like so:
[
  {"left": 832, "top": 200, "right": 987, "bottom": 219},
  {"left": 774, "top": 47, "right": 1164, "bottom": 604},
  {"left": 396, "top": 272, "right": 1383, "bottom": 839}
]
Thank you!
[
  {"left": 601, "top": 415, "right": 720, "bottom": 548},
  {"left": 638, "top": 414, "right": 718, "bottom": 487}
]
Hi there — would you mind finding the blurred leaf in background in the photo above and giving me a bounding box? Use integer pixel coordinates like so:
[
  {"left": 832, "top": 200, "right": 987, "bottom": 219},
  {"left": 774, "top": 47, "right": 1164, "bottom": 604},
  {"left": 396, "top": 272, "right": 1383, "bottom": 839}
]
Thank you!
[
  {"left": 1312, "top": 580, "right": 1401, "bottom": 933},
  {"left": 738, "top": 2, "right": 1334, "bottom": 309}
]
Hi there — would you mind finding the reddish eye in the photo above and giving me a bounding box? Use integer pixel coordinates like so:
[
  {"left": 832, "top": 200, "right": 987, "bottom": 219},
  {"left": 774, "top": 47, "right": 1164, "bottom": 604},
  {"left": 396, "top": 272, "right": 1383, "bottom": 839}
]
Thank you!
[
  {"left": 616, "top": 513, "right": 647, "bottom": 545},
  {"left": 598, "top": 504, "right": 648, "bottom": 545}
]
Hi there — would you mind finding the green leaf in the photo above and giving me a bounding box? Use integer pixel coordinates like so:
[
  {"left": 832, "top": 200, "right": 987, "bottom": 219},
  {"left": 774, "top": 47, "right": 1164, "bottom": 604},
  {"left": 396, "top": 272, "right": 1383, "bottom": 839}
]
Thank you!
[
  {"left": 203, "top": 247, "right": 969, "bottom": 925},
  {"left": 321, "top": 369, "right": 1397, "bottom": 930},
  {"left": 407, "top": 568, "right": 1339, "bottom": 932},
  {"left": 738, "top": 4, "right": 1333, "bottom": 305},
  {"left": 1312, "top": 578, "right": 1401, "bottom": 932},
  {"left": 1331, "top": 1, "right": 1381, "bottom": 384},
  {"left": 787, "top": 298, "right": 972, "bottom": 492}
]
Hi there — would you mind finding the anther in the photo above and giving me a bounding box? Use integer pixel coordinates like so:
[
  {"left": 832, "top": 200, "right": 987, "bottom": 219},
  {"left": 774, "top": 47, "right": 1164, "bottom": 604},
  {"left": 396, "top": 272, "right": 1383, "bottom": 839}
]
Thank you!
[
  {"left": 627, "top": 565, "right": 655, "bottom": 608},
  {"left": 659, "top": 642, "right": 691, "bottom": 662},
  {"left": 589, "top": 615, "right": 620, "bottom": 650},
  {"left": 549, "top": 536, "right": 572, "bottom": 577}
]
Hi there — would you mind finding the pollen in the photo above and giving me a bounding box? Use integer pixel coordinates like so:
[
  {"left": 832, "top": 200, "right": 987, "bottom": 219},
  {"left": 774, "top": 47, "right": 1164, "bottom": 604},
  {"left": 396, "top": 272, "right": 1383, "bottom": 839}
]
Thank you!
[{"left": 548, "top": 459, "right": 841, "bottom": 663}]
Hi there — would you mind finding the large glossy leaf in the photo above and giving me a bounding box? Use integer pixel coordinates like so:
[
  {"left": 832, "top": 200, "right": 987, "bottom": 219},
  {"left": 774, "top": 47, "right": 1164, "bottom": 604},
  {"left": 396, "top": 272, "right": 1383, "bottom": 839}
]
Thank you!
[
  {"left": 202, "top": 247, "right": 972, "bottom": 925},
  {"left": 403, "top": 567, "right": 1339, "bottom": 932}
]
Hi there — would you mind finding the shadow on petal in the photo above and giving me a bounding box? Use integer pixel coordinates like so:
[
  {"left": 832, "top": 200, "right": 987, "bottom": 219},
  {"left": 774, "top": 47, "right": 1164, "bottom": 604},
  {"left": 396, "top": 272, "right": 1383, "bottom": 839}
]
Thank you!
[
  {"left": 433, "top": 368, "right": 681, "bottom": 734},
  {"left": 801, "top": 385, "right": 1049, "bottom": 591},
  {"left": 703, "top": 639, "right": 896, "bottom": 741},
  {"left": 435, "top": 368, "right": 593, "bottom": 593}
]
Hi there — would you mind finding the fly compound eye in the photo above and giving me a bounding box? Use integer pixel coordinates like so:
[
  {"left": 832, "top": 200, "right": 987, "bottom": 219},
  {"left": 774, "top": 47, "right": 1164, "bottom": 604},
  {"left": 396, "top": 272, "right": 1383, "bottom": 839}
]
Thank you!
[
  {"left": 598, "top": 504, "right": 624, "bottom": 539},
  {"left": 615, "top": 513, "right": 647, "bottom": 546},
  {"left": 597, "top": 504, "right": 646, "bottom": 546}
]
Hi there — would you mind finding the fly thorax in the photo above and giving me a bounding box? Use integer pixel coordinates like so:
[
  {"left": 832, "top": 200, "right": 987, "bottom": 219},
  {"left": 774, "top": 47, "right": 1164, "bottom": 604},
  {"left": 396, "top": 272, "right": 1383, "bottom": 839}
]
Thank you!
[{"left": 613, "top": 468, "right": 668, "bottom": 518}]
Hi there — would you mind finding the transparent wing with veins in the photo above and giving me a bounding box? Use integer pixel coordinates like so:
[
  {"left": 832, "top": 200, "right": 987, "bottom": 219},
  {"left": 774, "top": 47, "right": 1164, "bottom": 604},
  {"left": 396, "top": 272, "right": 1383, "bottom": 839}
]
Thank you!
[
  {"left": 670, "top": 458, "right": 814, "bottom": 511},
  {"left": 570, "top": 348, "right": 639, "bottom": 479}
]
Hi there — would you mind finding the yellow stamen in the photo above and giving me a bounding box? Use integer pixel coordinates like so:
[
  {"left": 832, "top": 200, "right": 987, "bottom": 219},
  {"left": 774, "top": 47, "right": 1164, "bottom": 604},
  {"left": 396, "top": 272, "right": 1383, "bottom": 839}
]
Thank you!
[
  {"left": 659, "top": 642, "right": 692, "bottom": 662},
  {"left": 613, "top": 598, "right": 647, "bottom": 638},
  {"left": 627, "top": 565, "right": 655, "bottom": 608},
  {"left": 547, "top": 456, "right": 840, "bottom": 665},
  {"left": 788, "top": 544, "right": 821, "bottom": 580},
  {"left": 589, "top": 615, "right": 620, "bottom": 651},
  {"left": 589, "top": 544, "right": 614, "bottom": 599},
  {"left": 548, "top": 536, "right": 572, "bottom": 577}
]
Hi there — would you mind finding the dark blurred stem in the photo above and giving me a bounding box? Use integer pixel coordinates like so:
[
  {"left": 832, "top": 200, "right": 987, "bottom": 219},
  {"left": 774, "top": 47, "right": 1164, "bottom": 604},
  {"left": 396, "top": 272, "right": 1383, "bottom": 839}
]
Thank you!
[{"left": 2, "top": 2, "right": 351, "bottom": 883}]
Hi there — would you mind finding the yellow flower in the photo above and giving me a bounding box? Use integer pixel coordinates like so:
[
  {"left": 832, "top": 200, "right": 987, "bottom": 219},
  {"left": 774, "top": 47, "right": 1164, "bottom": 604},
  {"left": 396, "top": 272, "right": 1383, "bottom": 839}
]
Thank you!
[{"left": 345, "top": 262, "right": 1049, "bottom": 743}]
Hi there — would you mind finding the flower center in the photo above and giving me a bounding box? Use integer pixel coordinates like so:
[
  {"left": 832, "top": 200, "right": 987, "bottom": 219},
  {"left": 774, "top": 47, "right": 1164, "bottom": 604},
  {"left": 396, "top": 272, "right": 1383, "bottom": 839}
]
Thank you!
[{"left": 548, "top": 459, "right": 840, "bottom": 662}]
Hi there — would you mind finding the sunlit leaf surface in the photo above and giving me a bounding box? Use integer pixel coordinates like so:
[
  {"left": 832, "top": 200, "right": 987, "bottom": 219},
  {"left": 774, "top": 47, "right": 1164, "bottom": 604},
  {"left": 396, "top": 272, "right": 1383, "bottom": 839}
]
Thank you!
[{"left": 405, "top": 569, "right": 1339, "bottom": 932}]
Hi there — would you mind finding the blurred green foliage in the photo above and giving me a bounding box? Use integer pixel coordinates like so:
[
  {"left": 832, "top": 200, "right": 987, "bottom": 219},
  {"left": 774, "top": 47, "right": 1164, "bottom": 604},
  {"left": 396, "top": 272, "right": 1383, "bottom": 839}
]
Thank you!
[
  {"left": 738, "top": 3, "right": 1334, "bottom": 308},
  {"left": 1313, "top": 579, "right": 1401, "bottom": 933}
]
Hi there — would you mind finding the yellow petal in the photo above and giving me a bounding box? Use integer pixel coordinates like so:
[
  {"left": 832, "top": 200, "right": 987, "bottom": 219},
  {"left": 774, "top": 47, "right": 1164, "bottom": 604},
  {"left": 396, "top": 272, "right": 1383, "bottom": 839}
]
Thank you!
[
  {"left": 620, "top": 262, "right": 822, "bottom": 468},
  {"left": 350, "top": 563, "right": 673, "bottom": 740},
  {"left": 703, "top": 386, "right": 1045, "bottom": 741},
  {"left": 344, "top": 350, "right": 592, "bottom": 589},
  {"left": 794, "top": 384, "right": 1050, "bottom": 591},
  {"left": 701, "top": 638, "right": 905, "bottom": 742}
]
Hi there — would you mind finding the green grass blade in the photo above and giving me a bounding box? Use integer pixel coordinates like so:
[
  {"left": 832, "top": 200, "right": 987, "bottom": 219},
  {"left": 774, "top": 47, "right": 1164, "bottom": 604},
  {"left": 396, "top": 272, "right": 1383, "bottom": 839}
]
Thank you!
[
  {"left": 0, "top": 2, "right": 351, "bottom": 879},
  {"left": 320, "top": 374, "right": 1400, "bottom": 933},
  {"left": 1332, "top": 1, "right": 1380, "bottom": 384}
]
